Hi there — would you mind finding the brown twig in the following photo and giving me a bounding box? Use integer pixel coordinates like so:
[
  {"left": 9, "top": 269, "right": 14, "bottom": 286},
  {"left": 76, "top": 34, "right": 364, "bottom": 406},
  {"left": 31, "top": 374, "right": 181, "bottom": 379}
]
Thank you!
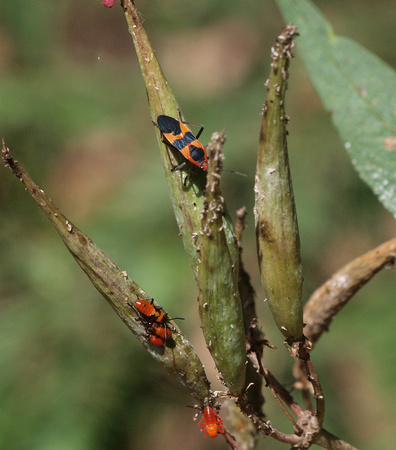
[
  {"left": 299, "top": 382, "right": 314, "bottom": 413},
  {"left": 312, "top": 428, "right": 359, "bottom": 450},
  {"left": 236, "top": 395, "right": 301, "bottom": 445},
  {"left": 248, "top": 346, "right": 302, "bottom": 426},
  {"left": 289, "top": 340, "right": 325, "bottom": 428},
  {"left": 245, "top": 326, "right": 308, "bottom": 445},
  {"left": 226, "top": 318, "right": 354, "bottom": 448},
  {"left": 304, "top": 238, "right": 396, "bottom": 347},
  {"left": 258, "top": 359, "right": 301, "bottom": 430},
  {"left": 247, "top": 321, "right": 302, "bottom": 418}
]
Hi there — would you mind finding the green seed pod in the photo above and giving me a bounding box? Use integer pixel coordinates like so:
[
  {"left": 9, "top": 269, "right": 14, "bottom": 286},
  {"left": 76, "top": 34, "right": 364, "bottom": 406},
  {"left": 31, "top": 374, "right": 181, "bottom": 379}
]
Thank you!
[
  {"left": 197, "top": 133, "right": 246, "bottom": 396},
  {"left": 123, "top": 0, "right": 239, "bottom": 275},
  {"left": 254, "top": 25, "right": 304, "bottom": 342},
  {"left": 1, "top": 143, "right": 210, "bottom": 402}
]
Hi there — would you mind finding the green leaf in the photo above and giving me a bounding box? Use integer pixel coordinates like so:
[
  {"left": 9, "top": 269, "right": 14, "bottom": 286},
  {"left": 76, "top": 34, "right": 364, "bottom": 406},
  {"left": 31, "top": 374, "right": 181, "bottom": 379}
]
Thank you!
[{"left": 276, "top": 0, "right": 396, "bottom": 217}]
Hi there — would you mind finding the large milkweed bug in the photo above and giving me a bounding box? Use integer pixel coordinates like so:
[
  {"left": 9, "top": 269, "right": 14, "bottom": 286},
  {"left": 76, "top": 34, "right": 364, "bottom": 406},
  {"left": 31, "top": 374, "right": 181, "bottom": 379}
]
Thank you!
[
  {"left": 156, "top": 112, "right": 208, "bottom": 172},
  {"left": 142, "top": 323, "right": 172, "bottom": 348},
  {"left": 198, "top": 405, "right": 225, "bottom": 439},
  {"left": 135, "top": 298, "right": 166, "bottom": 323},
  {"left": 132, "top": 298, "right": 182, "bottom": 347},
  {"left": 154, "top": 110, "right": 246, "bottom": 177}
]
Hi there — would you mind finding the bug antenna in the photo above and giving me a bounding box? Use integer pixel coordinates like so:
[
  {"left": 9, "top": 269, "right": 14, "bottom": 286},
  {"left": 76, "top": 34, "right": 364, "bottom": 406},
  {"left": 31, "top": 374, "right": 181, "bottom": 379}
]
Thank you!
[{"left": 222, "top": 169, "right": 247, "bottom": 177}]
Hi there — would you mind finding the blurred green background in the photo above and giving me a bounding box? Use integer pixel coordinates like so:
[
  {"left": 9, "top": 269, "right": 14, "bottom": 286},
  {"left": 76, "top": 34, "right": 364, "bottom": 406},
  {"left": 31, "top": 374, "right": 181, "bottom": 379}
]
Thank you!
[{"left": 1, "top": 0, "right": 395, "bottom": 449}]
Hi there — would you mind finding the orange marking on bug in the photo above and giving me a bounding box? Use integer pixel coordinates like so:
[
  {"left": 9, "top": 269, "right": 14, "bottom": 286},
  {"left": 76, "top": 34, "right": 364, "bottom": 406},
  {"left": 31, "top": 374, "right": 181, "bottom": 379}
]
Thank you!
[
  {"left": 149, "top": 322, "right": 172, "bottom": 340},
  {"left": 198, "top": 406, "right": 225, "bottom": 439},
  {"left": 147, "top": 333, "right": 164, "bottom": 347}
]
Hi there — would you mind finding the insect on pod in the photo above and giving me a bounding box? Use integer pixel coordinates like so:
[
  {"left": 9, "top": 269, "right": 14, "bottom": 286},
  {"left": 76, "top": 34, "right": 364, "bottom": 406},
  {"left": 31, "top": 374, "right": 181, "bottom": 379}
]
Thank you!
[
  {"left": 133, "top": 298, "right": 183, "bottom": 347},
  {"left": 154, "top": 110, "right": 246, "bottom": 177},
  {"left": 149, "top": 322, "right": 172, "bottom": 341},
  {"left": 133, "top": 298, "right": 170, "bottom": 346},
  {"left": 156, "top": 112, "right": 208, "bottom": 172},
  {"left": 135, "top": 298, "right": 166, "bottom": 323},
  {"left": 198, "top": 405, "right": 225, "bottom": 439}
]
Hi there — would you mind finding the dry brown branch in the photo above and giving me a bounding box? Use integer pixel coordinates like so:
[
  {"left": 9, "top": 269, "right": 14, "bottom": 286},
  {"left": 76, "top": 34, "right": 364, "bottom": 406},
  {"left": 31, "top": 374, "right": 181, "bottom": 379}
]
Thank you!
[{"left": 304, "top": 238, "right": 396, "bottom": 347}]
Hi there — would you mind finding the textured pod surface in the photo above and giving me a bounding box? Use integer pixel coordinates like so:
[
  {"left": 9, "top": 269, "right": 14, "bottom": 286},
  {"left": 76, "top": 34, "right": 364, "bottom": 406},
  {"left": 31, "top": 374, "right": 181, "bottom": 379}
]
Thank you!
[
  {"left": 226, "top": 398, "right": 258, "bottom": 449},
  {"left": 197, "top": 133, "right": 246, "bottom": 396},
  {"left": 254, "top": 25, "right": 303, "bottom": 341}
]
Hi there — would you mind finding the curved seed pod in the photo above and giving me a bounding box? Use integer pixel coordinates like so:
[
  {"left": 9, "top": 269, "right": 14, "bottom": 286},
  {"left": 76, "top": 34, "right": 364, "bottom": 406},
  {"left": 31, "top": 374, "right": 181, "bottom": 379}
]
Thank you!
[
  {"left": 123, "top": 0, "right": 238, "bottom": 274},
  {"left": 254, "top": 25, "right": 303, "bottom": 342},
  {"left": 2, "top": 142, "right": 210, "bottom": 402},
  {"left": 197, "top": 133, "right": 246, "bottom": 396}
]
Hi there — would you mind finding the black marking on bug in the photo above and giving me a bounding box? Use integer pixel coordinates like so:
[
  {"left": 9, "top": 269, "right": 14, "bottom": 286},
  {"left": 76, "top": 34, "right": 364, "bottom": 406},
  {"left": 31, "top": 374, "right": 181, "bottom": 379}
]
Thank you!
[{"left": 157, "top": 115, "right": 182, "bottom": 135}]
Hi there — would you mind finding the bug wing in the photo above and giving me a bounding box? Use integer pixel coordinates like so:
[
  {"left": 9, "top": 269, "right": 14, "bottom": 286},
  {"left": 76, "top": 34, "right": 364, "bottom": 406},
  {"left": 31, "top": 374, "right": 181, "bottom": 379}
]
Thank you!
[{"left": 157, "top": 115, "right": 182, "bottom": 135}]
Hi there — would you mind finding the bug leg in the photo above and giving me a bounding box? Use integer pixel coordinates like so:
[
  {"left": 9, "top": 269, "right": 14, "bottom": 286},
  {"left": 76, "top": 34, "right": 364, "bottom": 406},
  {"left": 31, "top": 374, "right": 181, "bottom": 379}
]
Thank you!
[
  {"left": 177, "top": 108, "right": 205, "bottom": 140},
  {"left": 186, "top": 121, "right": 204, "bottom": 139},
  {"left": 177, "top": 107, "right": 185, "bottom": 122},
  {"left": 152, "top": 119, "right": 162, "bottom": 131},
  {"left": 171, "top": 161, "right": 187, "bottom": 172},
  {"left": 179, "top": 165, "right": 195, "bottom": 187},
  {"left": 194, "top": 124, "right": 204, "bottom": 140}
]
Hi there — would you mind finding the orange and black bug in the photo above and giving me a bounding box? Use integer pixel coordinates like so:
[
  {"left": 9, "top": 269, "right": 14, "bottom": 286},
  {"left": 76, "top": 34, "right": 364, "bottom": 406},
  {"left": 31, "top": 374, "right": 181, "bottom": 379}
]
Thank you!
[
  {"left": 156, "top": 112, "right": 208, "bottom": 172},
  {"left": 135, "top": 298, "right": 167, "bottom": 323},
  {"left": 133, "top": 298, "right": 182, "bottom": 347},
  {"left": 154, "top": 111, "right": 247, "bottom": 178},
  {"left": 133, "top": 298, "right": 170, "bottom": 346},
  {"left": 198, "top": 406, "right": 225, "bottom": 439}
]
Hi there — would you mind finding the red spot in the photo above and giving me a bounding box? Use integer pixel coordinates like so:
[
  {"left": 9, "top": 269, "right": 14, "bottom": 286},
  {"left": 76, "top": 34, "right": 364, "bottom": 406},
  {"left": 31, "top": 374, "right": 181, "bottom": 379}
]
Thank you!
[
  {"left": 147, "top": 334, "right": 164, "bottom": 347},
  {"left": 102, "top": 0, "right": 116, "bottom": 8}
]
